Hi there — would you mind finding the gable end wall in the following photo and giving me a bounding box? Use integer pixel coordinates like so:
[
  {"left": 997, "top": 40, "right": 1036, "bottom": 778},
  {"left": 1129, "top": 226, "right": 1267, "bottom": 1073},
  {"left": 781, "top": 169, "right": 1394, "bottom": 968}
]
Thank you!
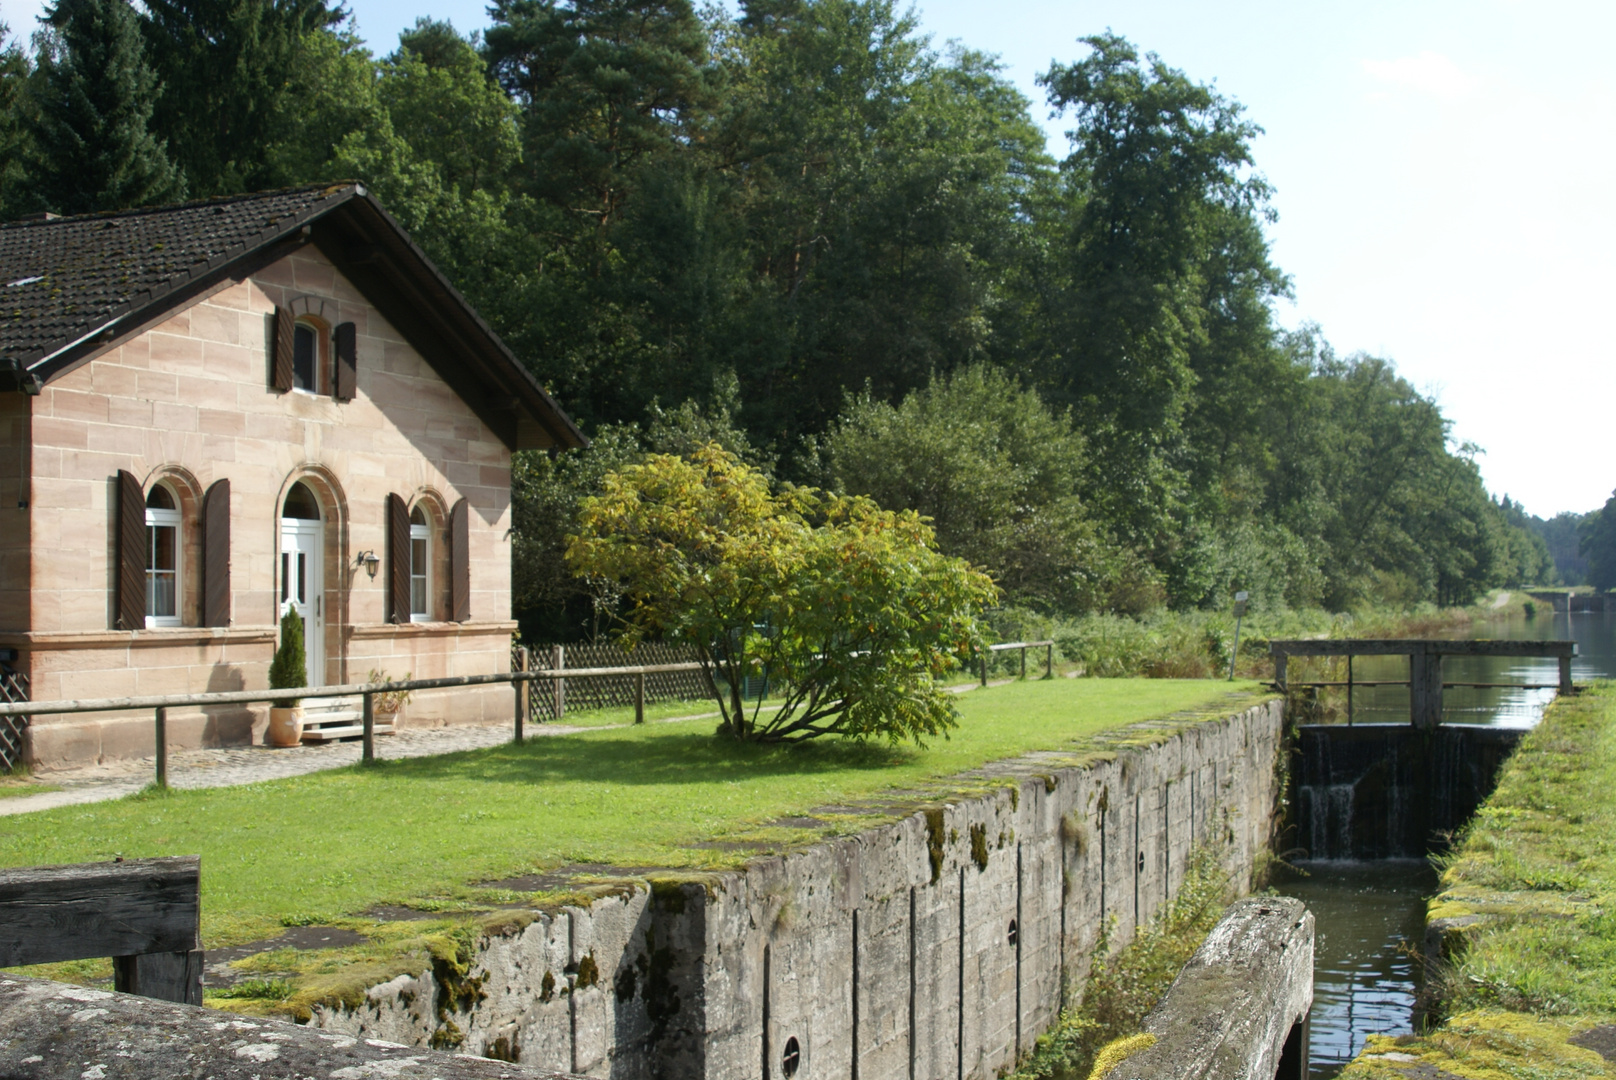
[{"left": 5, "top": 248, "right": 519, "bottom": 767}]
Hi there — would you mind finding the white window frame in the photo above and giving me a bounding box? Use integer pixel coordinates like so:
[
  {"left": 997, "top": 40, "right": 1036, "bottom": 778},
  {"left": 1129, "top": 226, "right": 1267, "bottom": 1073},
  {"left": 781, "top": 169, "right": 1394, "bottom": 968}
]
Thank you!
[
  {"left": 145, "top": 495, "right": 181, "bottom": 628},
  {"left": 409, "top": 513, "right": 431, "bottom": 623},
  {"left": 291, "top": 319, "right": 323, "bottom": 396}
]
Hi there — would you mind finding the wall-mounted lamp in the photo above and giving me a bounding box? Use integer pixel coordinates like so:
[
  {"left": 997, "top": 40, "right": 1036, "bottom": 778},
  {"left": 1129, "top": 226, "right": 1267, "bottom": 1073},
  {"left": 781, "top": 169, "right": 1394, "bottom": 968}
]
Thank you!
[{"left": 357, "top": 551, "right": 381, "bottom": 580}]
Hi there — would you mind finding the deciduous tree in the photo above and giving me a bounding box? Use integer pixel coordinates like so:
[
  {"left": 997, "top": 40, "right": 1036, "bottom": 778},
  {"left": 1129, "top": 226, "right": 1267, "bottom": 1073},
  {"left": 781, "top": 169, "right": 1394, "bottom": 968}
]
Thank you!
[
  {"left": 823, "top": 364, "right": 1150, "bottom": 614},
  {"left": 567, "top": 444, "right": 997, "bottom": 743}
]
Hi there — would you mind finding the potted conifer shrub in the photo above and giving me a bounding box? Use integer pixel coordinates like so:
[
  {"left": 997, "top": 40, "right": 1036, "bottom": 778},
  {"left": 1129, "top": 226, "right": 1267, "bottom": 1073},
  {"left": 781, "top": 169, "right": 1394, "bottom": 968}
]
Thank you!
[{"left": 266, "top": 607, "right": 307, "bottom": 747}]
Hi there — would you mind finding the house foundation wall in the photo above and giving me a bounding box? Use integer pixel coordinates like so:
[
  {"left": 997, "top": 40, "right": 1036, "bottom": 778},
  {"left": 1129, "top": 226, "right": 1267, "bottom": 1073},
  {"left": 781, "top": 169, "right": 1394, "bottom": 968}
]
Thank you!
[{"left": 14, "top": 622, "right": 514, "bottom": 768}]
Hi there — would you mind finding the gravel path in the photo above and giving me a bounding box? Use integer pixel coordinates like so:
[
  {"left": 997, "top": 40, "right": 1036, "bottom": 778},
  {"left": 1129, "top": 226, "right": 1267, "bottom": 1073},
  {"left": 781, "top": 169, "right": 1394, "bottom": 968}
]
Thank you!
[
  {"left": 0, "top": 721, "right": 591, "bottom": 817},
  {"left": 0, "top": 687, "right": 1016, "bottom": 818}
]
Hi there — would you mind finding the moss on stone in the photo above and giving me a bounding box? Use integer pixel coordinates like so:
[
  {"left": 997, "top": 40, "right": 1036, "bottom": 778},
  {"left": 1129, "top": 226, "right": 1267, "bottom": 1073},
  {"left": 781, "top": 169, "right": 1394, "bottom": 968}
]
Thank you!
[
  {"left": 924, "top": 807, "right": 946, "bottom": 883},
  {"left": 575, "top": 951, "right": 600, "bottom": 989},
  {"left": 970, "top": 823, "right": 989, "bottom": 870},
  {"left": 1341, "top": 1010, "right": 1611, "bottom": 1080}
]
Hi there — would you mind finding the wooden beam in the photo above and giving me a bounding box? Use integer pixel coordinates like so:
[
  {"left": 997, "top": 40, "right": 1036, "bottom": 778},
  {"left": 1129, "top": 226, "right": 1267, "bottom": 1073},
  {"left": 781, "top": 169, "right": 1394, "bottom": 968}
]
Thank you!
[
  {"left": 1270, "top": 639, "right": 1576, "bottom": 659},
  {"left": 112, "top": 949, "right": 203, "bottom": 1006},
  {"left": 0, "top": 857, "right": 199, "bottom": 968},
  {"left": 1122, "top": 897, "right": 1314, "bottom": 1079},
  {"left": 1411, "top": 651, "right": 1443, "bottom": 730}
]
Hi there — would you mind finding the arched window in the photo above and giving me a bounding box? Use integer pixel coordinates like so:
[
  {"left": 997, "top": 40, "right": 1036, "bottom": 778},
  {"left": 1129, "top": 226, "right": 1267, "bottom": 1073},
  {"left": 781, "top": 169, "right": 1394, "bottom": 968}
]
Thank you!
[
  {"left": 282, "top": 482, "right": 320, "bottom": 520},
  {"left": 145, "top": 484, "right": 180, "bottom": 627},
  {"left": 409, "top": 506, "right": 430, "bottom": 622},
  {"left": 292, "top": 320, "right": 323, "bottom": 393}
]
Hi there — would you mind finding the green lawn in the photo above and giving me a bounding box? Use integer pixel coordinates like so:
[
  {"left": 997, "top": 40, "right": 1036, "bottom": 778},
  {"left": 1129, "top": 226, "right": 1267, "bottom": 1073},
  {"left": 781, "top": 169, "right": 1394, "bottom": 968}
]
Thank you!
[
  {"left": 0, "top": 678, "right": 1261, "bottom": 951},
  {"left": 541, "top": 696, "right": 720, "bottom": 727}
]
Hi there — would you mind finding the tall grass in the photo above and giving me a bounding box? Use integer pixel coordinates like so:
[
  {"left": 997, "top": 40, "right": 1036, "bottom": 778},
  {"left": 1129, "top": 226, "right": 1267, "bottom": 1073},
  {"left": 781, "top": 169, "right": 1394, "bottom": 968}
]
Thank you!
[
  {"left": 983, "top": 597, "right": 1513, "bottom": 685},
  {"left": 1011, "top": 843, "right": 1235, "bottom": 1080}
]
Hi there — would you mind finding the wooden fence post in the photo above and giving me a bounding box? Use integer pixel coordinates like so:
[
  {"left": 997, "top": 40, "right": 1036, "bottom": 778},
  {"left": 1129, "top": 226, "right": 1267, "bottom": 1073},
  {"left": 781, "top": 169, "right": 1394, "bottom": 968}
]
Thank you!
[
  {"left": 1346, "top": 655, "right": 1354, "bottom": 727},
  {"left": 1410, "top": 646, "right": 1443, "bottom": 729},
  {"left": 552, "top": 644, "right": 565, "bottom": 721},
  {"left": 0, "top": 856, "right": 202, "bottom": 1006},
  {"left": 113, "top": 949, "right": 204, "bottom": 1005},
  {"left": 361, "top": 692, "right": 374, "bottom": 764},
  {"left": 980, "top": 650, "right": 988, "bottom": 687},
  {"left": 153, "top": 707, "right": 166, "bottom": 788},
  {"left": 635, "top": 672, "right": 646, "bottom": 724},
  {"left": 1019, "top": 646, "right": 1027, "bottom": 680},
  {"left": 1045, "top": 642, "right": 1054, "bottom": 679},
  {"left": 514, "top": 646, "right": 528, "bottom": 743}
]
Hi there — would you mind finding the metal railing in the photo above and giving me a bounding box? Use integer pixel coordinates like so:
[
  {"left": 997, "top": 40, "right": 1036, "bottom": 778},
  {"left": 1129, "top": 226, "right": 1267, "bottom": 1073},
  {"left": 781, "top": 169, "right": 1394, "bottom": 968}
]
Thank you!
[
  {"left": 0, "top": 668, "right": 28, "bottom": 772},
  {"left": 513, "top": 641, "right": 712, "bottom": 722}
]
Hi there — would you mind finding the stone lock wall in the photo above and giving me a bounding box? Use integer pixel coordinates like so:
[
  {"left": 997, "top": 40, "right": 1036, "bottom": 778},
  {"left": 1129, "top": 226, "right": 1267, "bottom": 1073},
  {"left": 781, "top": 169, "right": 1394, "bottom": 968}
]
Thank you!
[{"left": 306, "top": 698, "right": 1285, "bottom": 1080}]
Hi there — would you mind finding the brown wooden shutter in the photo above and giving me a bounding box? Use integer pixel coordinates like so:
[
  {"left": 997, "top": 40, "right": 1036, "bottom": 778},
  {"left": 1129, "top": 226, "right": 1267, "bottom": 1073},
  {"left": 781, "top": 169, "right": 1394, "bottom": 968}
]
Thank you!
[
  {"left": 449, "top": 498, "right": 470, "bottom": 623},
  {"left": 115, "top": 470, "right": 145, "bottom": 630},
  {"left": 387, "top": 493, "right": 409, "bottom": 624},
  {"left": 272, "top": 307, "right": 294, "bottom": 392},
  {"left": 334, "top": 322, "right": 356, "bottom": 401},
  {"left": 202, "top": 479, "right": 231, "bottom": 628}
]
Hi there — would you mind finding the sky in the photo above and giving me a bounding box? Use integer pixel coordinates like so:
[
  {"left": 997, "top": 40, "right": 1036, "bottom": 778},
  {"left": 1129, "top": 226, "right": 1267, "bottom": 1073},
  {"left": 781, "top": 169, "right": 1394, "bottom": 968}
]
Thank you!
[{"left": 3, "top": 0, "right": 1611, "bottom": 517}]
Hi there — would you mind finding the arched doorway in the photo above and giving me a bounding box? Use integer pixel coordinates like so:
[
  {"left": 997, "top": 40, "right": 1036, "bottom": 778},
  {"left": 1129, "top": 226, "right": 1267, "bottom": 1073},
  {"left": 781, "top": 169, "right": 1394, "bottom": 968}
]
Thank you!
[{"left": 280, "top": 481, "right": 324, "bottom": 687}]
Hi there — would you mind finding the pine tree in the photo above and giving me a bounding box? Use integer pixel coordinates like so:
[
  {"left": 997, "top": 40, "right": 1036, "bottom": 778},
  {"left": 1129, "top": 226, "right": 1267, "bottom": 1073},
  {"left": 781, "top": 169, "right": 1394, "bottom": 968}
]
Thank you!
[
  {"left": 27, "top": 0, "right": 184, "bottom": 214},
  {"left": 0, "top": 24, "right": 33, "bottom": 218}
]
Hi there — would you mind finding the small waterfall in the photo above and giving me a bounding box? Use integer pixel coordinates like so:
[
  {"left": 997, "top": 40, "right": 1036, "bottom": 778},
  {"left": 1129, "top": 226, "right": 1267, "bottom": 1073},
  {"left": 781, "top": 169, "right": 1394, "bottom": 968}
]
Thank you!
[{"left": 1293, "top": 725, "right": 1524, "bottom": 859}]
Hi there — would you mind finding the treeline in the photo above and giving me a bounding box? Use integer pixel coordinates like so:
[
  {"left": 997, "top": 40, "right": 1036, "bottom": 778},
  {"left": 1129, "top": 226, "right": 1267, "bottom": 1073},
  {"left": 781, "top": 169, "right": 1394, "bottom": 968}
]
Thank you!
[{"left": 0, "top": 0, "right": 1558, "bottom": 635}]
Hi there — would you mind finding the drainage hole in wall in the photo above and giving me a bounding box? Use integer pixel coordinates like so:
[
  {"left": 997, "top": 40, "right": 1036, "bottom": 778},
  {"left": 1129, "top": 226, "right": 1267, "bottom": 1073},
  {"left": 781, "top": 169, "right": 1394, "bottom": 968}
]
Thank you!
[
  {"left": 1137, "top": 851, "right": 1145, "bottom": 873},
  {"left": 1007, "top": 919, "right": 1018, "bottom": 947},
  {"left": 782, "top": 1036, "right": 800, "bottom": 1077}
]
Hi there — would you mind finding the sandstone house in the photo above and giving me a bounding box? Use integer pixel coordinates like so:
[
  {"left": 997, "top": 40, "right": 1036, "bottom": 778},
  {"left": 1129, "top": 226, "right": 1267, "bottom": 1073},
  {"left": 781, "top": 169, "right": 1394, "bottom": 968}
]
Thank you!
[{"left": 0, "top": 183, "right": 584, "bottom": 768}]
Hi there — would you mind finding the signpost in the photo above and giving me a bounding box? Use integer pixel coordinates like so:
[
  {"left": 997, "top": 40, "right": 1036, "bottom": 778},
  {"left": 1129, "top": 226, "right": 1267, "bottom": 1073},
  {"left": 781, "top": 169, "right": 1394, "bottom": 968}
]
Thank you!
[{"left": 1228, "top": 591, "right": 1249, "bottom": 682}]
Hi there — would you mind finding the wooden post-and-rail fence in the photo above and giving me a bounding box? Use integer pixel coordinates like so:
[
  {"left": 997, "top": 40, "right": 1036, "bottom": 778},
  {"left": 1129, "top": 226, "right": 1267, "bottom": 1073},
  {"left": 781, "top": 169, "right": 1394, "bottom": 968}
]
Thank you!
[
  {"left": 0, "top": 856, "right": 202, "bottom": 1005},
  {"left": 977, "top": 640, "right": 1057, "bottom": 687},
  {"left": 0, "top": 640, "right": 1055, "bottom": 782},
  {"left": 0, "top": 665, "right": 710, "bottom": 784},
  {"left": 1270, "top": 638, "right": 1577, "bottom": 729}
]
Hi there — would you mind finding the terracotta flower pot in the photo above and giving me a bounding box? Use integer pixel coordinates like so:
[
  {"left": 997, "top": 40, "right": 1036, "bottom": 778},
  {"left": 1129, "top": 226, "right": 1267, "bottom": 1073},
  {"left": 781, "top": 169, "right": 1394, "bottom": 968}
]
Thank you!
[{"left": 267, "top": 704, "right": 305, "bottom": 747}]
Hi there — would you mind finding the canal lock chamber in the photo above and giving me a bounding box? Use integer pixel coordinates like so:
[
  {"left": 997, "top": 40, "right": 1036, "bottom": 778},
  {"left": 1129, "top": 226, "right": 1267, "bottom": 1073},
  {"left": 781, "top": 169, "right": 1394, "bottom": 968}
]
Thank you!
[{"left": 1279, "top": 722, "right": 1525, "bottom": 1078}]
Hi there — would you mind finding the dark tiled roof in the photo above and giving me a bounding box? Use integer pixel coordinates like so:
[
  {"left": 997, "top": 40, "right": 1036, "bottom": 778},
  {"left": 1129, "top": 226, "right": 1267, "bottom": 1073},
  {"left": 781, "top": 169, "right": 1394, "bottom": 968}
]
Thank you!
[
  {"left": 0, "top": 184, "right": 356, "bottom": 366},
  {"left": 0, "top": 182, "right": 586, "bottom": 450}
]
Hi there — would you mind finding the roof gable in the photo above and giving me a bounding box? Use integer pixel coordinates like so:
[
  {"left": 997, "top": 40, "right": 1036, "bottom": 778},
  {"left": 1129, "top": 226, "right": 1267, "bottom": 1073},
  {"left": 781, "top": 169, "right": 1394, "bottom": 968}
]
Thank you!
[{"left": 0, "top": 184, "right": 584, "bottom": 451}]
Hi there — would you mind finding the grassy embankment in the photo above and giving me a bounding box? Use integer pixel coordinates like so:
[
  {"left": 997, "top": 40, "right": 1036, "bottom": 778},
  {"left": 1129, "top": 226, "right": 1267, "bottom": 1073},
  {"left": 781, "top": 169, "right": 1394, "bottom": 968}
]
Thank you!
[
  {"left": 1341, "top": 682, "right": 1616, "bottom": 1079},
  {"left": 0, "top": 677, "right": 1267, "bottom": 1016}
]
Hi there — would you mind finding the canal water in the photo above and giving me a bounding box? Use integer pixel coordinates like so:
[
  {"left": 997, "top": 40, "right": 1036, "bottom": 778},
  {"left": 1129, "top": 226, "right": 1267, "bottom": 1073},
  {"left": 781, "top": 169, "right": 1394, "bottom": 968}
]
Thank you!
[{"left": 1273, "top": 609, "right": 1616, "bottom": 1077}]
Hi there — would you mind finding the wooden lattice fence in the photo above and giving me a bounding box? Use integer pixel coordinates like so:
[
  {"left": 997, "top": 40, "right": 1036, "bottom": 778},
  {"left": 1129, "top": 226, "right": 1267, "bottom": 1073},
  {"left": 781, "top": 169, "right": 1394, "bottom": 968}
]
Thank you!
[
  {"left": 0, "top": 668, "right": 29, "bottom": 772},
  {"left": 514, "top": 641, "right": 714, "bottom": 722}
]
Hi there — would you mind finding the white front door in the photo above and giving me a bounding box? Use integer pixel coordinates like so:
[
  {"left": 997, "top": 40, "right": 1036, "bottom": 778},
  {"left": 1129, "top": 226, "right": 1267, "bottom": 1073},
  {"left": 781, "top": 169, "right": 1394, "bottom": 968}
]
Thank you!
[{"left": 279, "top": 520, "right": 325, "bottom": 687}]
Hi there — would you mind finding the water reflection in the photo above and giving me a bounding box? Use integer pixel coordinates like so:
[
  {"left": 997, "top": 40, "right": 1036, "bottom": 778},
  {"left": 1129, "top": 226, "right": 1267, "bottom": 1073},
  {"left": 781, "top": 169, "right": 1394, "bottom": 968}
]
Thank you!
[
  {"left": 1313, "top": 611, "right": 1616, "bottom": 728},
  {"left": 1271, "top": 860, "right": 1436, "bottom": 1078}
]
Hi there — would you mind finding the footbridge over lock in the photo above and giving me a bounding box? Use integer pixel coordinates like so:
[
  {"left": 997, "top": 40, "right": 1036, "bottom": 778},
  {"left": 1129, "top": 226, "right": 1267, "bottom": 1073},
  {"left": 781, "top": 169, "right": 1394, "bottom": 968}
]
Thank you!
[{"left": 1275, "top": 638, "right": 1575, "bottom": 859}]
